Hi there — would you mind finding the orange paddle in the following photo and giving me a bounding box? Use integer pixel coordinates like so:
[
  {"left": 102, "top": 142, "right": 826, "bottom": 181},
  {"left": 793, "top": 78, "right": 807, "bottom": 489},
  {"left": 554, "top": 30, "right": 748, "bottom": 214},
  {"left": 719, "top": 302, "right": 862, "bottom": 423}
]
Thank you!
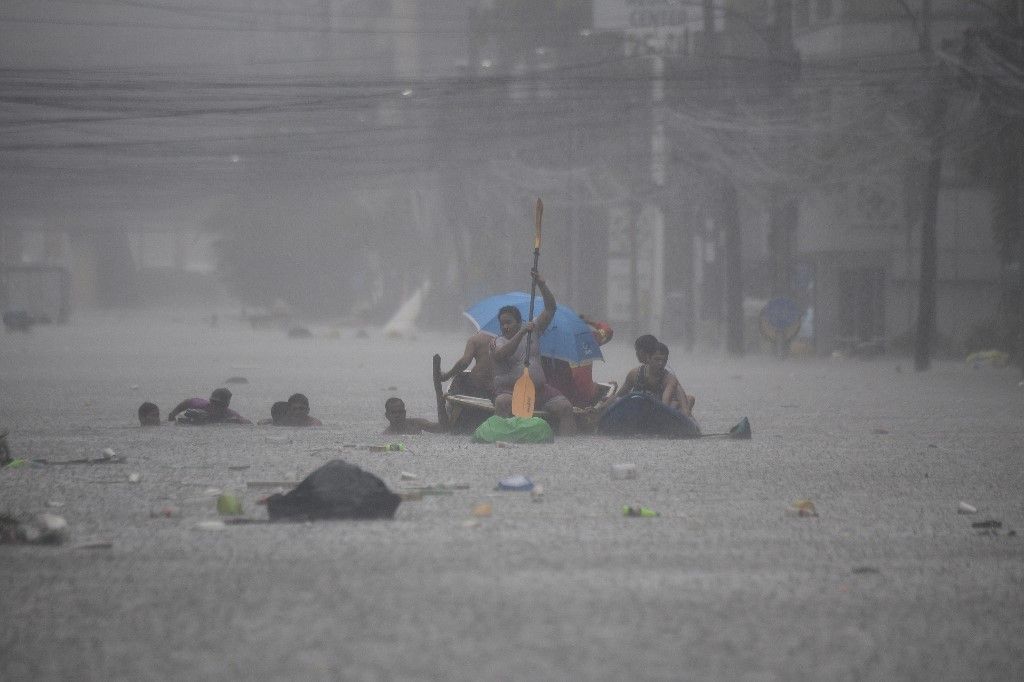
[{"left": 511, "top": 198, "right": 543, "bottom": 418}]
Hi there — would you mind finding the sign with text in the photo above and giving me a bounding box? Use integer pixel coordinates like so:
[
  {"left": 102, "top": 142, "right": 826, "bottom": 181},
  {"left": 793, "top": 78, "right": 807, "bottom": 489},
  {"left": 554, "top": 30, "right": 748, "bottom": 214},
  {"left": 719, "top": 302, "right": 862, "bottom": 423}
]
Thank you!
[{"left": 594, "top": 0, "right": 706, "bottom": 32}]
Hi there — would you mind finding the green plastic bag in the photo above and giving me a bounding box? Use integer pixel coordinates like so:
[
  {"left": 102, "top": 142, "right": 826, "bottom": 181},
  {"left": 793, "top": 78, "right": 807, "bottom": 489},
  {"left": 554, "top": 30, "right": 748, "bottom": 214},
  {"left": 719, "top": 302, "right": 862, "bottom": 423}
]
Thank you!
[{"left": 472, "top": 416, "right": 554, "bottom": 444}]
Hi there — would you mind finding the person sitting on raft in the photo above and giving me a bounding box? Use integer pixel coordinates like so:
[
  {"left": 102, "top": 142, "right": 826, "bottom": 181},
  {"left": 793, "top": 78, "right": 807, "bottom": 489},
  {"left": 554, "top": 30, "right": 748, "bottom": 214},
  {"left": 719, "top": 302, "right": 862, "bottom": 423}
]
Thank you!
[
  {"left": 138, "top": 402, "right": 161, "bottom": 426},
  {"left": 634, "top": 334, "right": 660, "bottom": 365},
  {"left": 490, "top": 269, "right": 576, "bottom": 436},
  {"left": 282, "top": 393, "right": 322, "bottom": 426},
  {"left": 167, "top": 387, "right": 251, "bottom": 424},
  {"left": 617, "top": 342, "right": 695, "bottom": 416},
  {"left": 383, "top": 397, "right": 443, "bottom": 435},
  {"left": 439, "top": 330, "right": 495, "bottom": 400}
]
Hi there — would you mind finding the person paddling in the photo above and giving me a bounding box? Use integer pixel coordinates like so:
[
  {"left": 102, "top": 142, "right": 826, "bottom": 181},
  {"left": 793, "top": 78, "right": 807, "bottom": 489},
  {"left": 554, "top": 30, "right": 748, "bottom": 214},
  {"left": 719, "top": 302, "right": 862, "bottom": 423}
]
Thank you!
[{"left": 489, "top": 269, "right": 576, "bottom": 436}]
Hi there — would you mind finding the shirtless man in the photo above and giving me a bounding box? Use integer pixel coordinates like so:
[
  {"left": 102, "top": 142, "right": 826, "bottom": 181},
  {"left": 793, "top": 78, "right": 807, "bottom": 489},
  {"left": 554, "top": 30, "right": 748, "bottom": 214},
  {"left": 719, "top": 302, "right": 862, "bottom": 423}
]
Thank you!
[
  {"left": 439, "top": 331, "right": 494, "bottom": 399},
  {"left": 383, "top": 397, "right": 443, "bottom": 435}
]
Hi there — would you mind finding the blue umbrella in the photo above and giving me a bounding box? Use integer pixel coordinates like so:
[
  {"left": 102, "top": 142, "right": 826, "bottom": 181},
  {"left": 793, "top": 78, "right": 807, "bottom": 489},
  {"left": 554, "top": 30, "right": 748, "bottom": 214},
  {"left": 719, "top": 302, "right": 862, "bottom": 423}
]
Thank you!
[{"left": 464, "top": 292, "right": 604, "bottom": 365}]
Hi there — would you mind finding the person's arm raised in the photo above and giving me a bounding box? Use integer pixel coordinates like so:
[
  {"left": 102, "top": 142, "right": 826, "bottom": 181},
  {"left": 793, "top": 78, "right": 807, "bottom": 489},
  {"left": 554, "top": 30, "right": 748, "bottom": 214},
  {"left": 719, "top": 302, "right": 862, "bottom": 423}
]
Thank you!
[{"left": 532, "top": 270, "right": 557, "bottom": 334}]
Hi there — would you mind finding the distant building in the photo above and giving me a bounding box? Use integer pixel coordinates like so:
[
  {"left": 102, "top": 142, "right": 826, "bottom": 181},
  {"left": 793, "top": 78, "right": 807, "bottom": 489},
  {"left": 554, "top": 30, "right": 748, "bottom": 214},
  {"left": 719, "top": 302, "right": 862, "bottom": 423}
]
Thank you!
[{"left": 789, "top": 0, "right": 1002, "bottom": 356}]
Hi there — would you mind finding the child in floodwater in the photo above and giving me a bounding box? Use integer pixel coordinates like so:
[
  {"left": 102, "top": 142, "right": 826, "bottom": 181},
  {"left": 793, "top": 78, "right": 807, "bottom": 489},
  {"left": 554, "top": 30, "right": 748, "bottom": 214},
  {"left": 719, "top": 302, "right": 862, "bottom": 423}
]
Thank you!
[
  {"left": 618, "top": 342, "right": 695, "bottom": 416},
  {"left": 138, "top": 402, "right": 161, "bottom": 426},
  {"left": 282, "top": 393, "right": 322, "bottom": 426},
  {"left": 258, "top": 401, "right": 290, "bottom": 425},
  {"left": 383, "top": 397, "right": 443, "bottom": 435}
]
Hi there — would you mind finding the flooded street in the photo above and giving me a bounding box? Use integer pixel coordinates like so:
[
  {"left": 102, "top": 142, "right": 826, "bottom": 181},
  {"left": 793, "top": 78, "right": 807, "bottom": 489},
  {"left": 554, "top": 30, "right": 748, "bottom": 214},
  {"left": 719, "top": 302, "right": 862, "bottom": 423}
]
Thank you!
[{"left": 1, "top": 311, "right": 1022, "bottom": 680}]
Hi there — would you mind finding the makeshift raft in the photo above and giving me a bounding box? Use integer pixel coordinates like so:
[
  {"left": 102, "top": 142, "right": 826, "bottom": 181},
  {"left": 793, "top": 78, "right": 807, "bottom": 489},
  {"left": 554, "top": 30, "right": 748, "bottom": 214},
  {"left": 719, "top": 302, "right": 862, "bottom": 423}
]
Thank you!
[{"left": 444, "top": 381, "right": 617, "bottom": 432}]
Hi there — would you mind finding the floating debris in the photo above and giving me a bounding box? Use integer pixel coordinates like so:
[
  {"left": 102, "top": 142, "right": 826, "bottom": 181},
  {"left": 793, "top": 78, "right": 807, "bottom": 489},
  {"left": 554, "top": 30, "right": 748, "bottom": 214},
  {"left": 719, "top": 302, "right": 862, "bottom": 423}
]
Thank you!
[
  {"left": 150, "top": 505, "right": 180, "bottom": 518},
  {"left": 368, "top": 443, "right": 406, "bottom": 452},
  {"left": 851, "top": 566, "right": 880, "bottom": 575},
  {"left": 495, "top": 475, "right": 533, "bottom": 492},
  {"left": 786, "top": 499, "right": 818, "bottom": 517},
  {"left": 610, "top": 463, "right": 637, "bottom": 480},
  {"left": 623, "top": 506, "right": 658, "bottom": 518},
  {"left": 195, "top": 520, "right": 227, "bottom": 531},
  {"left": 1, "top": 513, "right": 70, "bottom": 545}
]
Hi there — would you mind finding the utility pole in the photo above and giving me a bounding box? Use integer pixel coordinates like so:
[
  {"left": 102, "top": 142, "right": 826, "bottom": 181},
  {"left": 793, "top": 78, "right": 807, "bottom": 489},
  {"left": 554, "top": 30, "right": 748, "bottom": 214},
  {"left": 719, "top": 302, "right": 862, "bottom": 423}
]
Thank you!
[
  {"left": 914, "top": 0, "right": 944, "bottom": 371},
  {"left": 763, "top": 0, "right": 801, "bottom": 358},
  {"left": 630, "top": 208, "right": 640, "bottom": 339},
  {"left": 1017, "top": 123, "right": 1024, "bottom": 384},
  {"left": 704, "top": 0, "right": 744, "bottom": 355},
  {"left": 649, "top": 52, "right": 666, "bottom": 339},
  {"left": 768, "top": 0, "right": 798, "bottom": 302},
  {"left": 1013, "top": 3, "right": 1024, "bottom": 383}
]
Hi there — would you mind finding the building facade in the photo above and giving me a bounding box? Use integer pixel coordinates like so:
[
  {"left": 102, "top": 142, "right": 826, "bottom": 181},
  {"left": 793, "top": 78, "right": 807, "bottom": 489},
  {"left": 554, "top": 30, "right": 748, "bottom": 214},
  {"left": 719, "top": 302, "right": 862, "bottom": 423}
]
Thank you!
[{"left": 791, "top": 0, "right": 1003, "bottom": 355}]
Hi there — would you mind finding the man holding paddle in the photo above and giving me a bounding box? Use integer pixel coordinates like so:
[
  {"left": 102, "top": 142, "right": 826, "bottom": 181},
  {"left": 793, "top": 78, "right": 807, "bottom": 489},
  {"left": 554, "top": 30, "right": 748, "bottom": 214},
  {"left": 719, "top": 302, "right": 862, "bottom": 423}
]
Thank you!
[{"left": 490, "top": 269, "right": 577, "bottom": 436}]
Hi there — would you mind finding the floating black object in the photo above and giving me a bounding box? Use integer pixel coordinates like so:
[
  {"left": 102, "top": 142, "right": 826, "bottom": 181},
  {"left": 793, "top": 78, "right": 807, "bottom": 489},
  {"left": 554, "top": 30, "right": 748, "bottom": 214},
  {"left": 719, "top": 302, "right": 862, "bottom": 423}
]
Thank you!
[{"left": 266, "top": 460, "right": 400, "bottom": 521}]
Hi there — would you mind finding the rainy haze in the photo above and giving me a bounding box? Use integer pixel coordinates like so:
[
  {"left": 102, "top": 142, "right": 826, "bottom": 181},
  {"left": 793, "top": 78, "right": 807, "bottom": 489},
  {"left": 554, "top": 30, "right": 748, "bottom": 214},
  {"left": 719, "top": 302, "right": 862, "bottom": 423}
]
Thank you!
[
  {"left": 3, "top": 4, "right": 1024, "bottom": 681},
  {"left": 0, "top": 0, "right": 1019, "bottom": 363}
]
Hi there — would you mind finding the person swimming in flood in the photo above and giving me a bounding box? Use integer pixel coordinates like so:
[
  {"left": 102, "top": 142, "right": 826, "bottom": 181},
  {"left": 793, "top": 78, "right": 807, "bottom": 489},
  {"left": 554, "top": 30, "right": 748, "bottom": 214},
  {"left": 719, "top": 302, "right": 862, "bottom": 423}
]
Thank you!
[
  {"left": 258, "top": 401, "right": 290, "bottom": 425},
  {"left": 167, "top": 387, "right": 251, "bottom": 424},
  {"left": 383, "top": 397, "right": 443, "bottom": 435},
  {"left": 282, "top": 393, "right": 322, "bottom": 426},
  {"left": 138, "top": 402, "right": 160, "bottom": 426}
]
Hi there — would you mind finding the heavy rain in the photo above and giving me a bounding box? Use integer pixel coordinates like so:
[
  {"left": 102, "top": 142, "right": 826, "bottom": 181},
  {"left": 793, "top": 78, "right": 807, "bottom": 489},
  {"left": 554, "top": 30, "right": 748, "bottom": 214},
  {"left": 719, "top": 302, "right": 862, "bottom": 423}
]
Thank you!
[{"left": 1, "top": 2, "right": 1022, "bottom": 679}]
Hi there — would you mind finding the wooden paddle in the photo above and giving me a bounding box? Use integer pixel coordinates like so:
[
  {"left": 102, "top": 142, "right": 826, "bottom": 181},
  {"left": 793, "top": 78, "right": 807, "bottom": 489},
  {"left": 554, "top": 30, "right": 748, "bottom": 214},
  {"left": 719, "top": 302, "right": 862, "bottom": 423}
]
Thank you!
[
  {"left": 511, "top": 198, "right": 543, "bottom": 418},
  {"left": 431, "top": 354, "right": 449, "bottom": 432}
]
